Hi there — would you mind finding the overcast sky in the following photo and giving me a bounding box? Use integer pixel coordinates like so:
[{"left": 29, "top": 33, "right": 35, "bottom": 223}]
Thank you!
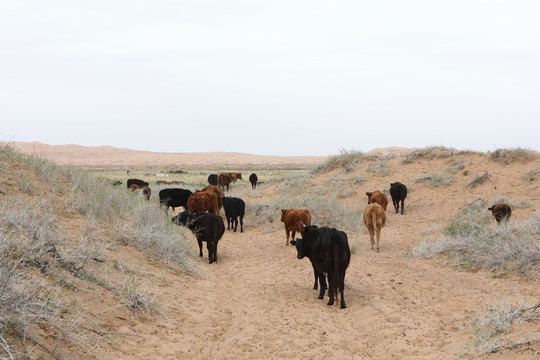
[{"left": 1, "top": 1, "right": 539, "bottom": 156}]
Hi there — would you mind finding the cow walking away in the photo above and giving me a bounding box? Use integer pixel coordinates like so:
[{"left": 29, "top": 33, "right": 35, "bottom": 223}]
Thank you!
[
  {"left": 159, "top": 188, "right": 193, "bottom": 212},
  {"left": 208, "top": 174, "right": 218, "bottom": 186},
  {"left": 488, "top": 203, "right": 512, "bottom": 223},
  {"left": 218, "top": 173, "right": 232, "bottom": 192},
  {"left": 187, "top": 190, "right": 221, "bottom": 214},
  {"left": 390, "top": 182, "right": 407, "bottom": 215},
  {"left": 363, "top": 203, "right": 386, "bottom": 252},
  {"left": 223, "top": 197, "right": 245, "bottom": 232},
  {"left": 281, "top": 209, "right": 312, "bottom": 246},
  {"left": 366, "top": 190, "right": 389, "bottom": 211},
  {"left": 290, "top": 225, "right": 351, "bottom": 308},
  {"left": 249, "top": 173, "right": 258, "bottom": 189},
  {"left": 172, "top": 212, "right": 225, "bottom": 264}
]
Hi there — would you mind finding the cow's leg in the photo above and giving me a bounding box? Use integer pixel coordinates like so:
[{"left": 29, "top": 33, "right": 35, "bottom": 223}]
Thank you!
[
  {"left": 226, "top": 217, "right": 231, "bottom": 230},
  {"left": 376, "top": 228, "right": 381, "bottom": 252},
  {"left": 318, "top": 273, "right": 327, "bottom": 299},
  {"left": 239, "top": 215, "right": 244, "bottom": 233},
  {"left": 368, "top": 227, "right": 375, "bottom": 250},
  {"left": 197, "top": 239, "right": 203, "bottom": 257},
  {"left": 312, "top": 263, "right": 318, "bottom": 290},
  {"left": 393, "top": 199, "right": 398, "bottom": 213},
  {"left": 339, "top": 273, "right": 346, "bottom": 309},
  {"left": 326, "top": 274, "right": 335, "bottom": 306},
  {"left": 291, "top": 231, "right": 296, "bottom": 246},
  {"left": 213, "top": 241, "right": 218, "bottom": 264},
  {"left": 285, "top": 229, "right": 290, "bottom": 246},
  {"left": 207, "top": 241, "right": 214, "bottom": 264},
  {"left": 400, "top": 199, "right": 405, "bottom": 215},
  {"left": 233, "top": 217, "right": 238, "bottom": 232}
]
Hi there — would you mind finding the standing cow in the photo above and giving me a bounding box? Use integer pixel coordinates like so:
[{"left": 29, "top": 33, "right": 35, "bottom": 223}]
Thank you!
[
  {"left": 280, "top": 209, "right": 312, "bottom": 246},
  {"left": 390, "top": 182, "right": 407, "bottom": 215},
  {"left": 127, "top": 178, "right": 149, "bottom": 189},
  {"left": 208, "top": 174, "right": 218, "bottom": 186},
  {"left": 187, "top": 190, "right": 221, "bottom": 214},
  {"left": 223, "top": 197, "right": 245, "bottom": 232},
  {"left": 366, "top": 190, "right": 389, "bottom": 211},
  {"left": 218, "top": 173, "right": 232, "bottom": 192},
  {"left": 488, "top": 203, "right": 512, "bottom": 223},
  {"left": 249, "top": 173, "right": 258, "bottom": 189},
  {"left": 291, "top": 225, "right": 351, "bottom": 308},
  {"left": 159, "top": 188, "right": 193, "bottom": 212},
  {"left": 363, "top": 203, "right": 386, "bottom": 252},
  {"left": 172, "top": 212, "right": 225, "bottom": 264}
]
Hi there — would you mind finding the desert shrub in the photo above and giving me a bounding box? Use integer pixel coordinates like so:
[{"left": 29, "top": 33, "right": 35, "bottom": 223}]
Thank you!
[
  {"left": 466, "top": 171, "right": 489, "bottom": 189},
  {"left": 411, "top": 204, "right": 540, "bottom": 275},
  {"left": 312, "top": 149, "right": 371, "bottom": 174},
  {"left": 401, "top": 146, "right": 456, "bottom": 164},
  {"left": 414, "top": 172, "right": 454, "bottom": 187},
  {"left": 465, "top": 298, "right": 540, "bottom": 355},
  {"left": 367, "top": 158, "right": 390, "bottom": 177},
  {"left": 122, "top": 204, "right": 197, "bottom": 275},
  {"left": 489, "top": 148, "right": 537, "bottom": 165},
  {"left": 119, "top": 274, "right": 158, "bottom": 316},
  {"left": 522, "top": 168, "right": 539, "bottom": 182}
]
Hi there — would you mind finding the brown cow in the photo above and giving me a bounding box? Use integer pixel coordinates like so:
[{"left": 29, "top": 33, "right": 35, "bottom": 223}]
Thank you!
[
  {"left": 366, "top": 191, "right": 388, "bottom": 211},
  {"left": 201, "top": 185, "right": 225, "bottom": 213},
  {"left": 142, "top": 186, "right": 151, "bottom": 202},
  {"left": 218, "top": 173, "right": 232, "bottom": 192},
  {"left": 130, "top": 183, "right": 141, "bottom": 191},
  {"left": 280, "top": 209, "right": 312, "bottom": 246},
  {"left": 488, "top": 203, "right": 512, "bottom": 223},
  {"left": 228, "top": 173, "right": 243, "bottom": 182},
  {"left": 363, "top": 203, "right": 386, "bottom": 252},
  {"left": 187, "top": 191, "right": 220, "bottom": 214}
]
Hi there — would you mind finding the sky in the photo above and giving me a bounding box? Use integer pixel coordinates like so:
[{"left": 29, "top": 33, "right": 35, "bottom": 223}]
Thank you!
[{"left": 1, "top": 1, "right": 539, "bottom": 156}]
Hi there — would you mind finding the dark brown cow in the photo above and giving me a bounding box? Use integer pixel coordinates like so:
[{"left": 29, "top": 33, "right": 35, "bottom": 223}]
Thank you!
[
  {"left": 280, "top": 209, "right": 312, "bottom": 246},
  {"left": 218, "top": 173, "right": 232, "bottom": 192},
  {"left": 187, "top": 191, "right": 220, "bottom": 214},
  {"left": 228, "top": 173, "right": 242, "bottom": 182},
  {"left": 363, "top": 203, "right": 386, "bottom": 252},
  {"left": 366, "top": 190, "right": 389, "bottom": 211},
  {"left": 488, "top": 203, "right": 512, "bottom": 223},
  {"left": 142, "top": 186, "right": 151, "bottom": 202}
]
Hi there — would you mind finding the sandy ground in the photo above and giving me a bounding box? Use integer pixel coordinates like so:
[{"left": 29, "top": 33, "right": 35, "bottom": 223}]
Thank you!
[{"left": 9, "top": 143, "right": 540, "bottom": 359}]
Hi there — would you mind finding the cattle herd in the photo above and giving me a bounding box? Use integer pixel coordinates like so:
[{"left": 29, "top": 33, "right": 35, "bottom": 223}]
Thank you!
[{"left": 119, "top": 171, "right": 512, "bottom": 309}]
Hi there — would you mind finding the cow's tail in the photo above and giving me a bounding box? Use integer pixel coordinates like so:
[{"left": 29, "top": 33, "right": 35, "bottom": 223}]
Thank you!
[
  {"left": 372, "top": 208, "right": 379, "bottom": 229},
  {"left": 332, "top": 229, "right": 341, "bottom": 299}
]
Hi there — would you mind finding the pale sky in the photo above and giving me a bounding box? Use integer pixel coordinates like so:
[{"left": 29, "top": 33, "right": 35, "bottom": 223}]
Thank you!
[{"left": 1, "top": 1, "right": 539, "bottom": 156}]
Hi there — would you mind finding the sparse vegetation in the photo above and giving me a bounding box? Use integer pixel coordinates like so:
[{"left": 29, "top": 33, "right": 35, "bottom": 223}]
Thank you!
[
  {"left": 411, "top": 201, "right": 540, "bottom": 276},
  {"left": 489, "top": 148, "right": 538, "bottom": 164},
  {"left": 312, "top": 149, "right": 372, "bottom": 174},
  {"left": 414, "top": 172, "right": 454, "bottom": 187},
  {"left": 465, "top": 299, "right": 540, "bottom": 356},
  {"left": 466, "top": 171, "right": 489, "bottom": 189},
  {"left": 0, "top": 142, "right": 195, "bottom": 358},
  {"left": 402, "top": 146, "right": 456, "bottom": 164}
]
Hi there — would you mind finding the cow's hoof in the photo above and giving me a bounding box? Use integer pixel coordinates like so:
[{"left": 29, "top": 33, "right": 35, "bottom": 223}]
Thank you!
[{"left": 340, "top": 304, "right": 347, "bottom": 309}]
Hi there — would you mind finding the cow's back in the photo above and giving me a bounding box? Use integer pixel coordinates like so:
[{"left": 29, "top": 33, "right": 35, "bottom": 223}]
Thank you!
[{"left": 286, "top": 209, "right": 312, "bottom": 231}]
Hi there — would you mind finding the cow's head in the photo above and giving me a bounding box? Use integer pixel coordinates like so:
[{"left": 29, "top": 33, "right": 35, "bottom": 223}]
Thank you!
[
  {"left": 290, "top": 238, "right": 305, "bottom": 259},
  {"left": 172, "top": 211, "right": 190, "bottom": 226},
  {"left": 280, "top": 209, "right": 289, "bottom": 222},
  {"left": 366, "top": 192, "right": 373, "bottom": 203}
]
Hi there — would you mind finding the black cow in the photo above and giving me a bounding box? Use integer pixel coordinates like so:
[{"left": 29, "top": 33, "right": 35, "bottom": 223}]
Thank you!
[
  {"left": 290, "top": 225, "right": 351, "bottom": 308},
  {"left": 172, "top": 211, "right": 225, "bottom": 264},
  {"left": 208, "top": 174, "right": 218, "bottom": 186},
  {"left": 112, "top": 180, "right": 123, "bottom": 186},
  {"left": 223, "top": 197, "right": 245, "bottom": 232},
  {"left": 127, "top": 178, "right": 149, "bottom": 189},
  {"left": 159, "top": 188, "right": 193, "bottom": 212},
  {"left": 249, "top": 173, "right": 258, "bottom": 189},
  {"left": 390, "top": 182, "right": 407, "bottom": 215}
]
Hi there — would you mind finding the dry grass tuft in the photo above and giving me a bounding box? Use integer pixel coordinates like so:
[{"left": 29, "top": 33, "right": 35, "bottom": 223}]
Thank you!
[{"left": 489, "top": 148, "right": 538, "bottom": 165}]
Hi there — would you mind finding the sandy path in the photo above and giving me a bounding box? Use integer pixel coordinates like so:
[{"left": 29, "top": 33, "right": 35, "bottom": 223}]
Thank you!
[{"left": 104, "top": 205, "right": 538, "bottom": 360}]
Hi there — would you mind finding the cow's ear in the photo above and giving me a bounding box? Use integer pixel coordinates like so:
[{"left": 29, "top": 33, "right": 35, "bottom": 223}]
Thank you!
[{"left": 290, "top": 240, "right": 297, "bottom": 245}]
